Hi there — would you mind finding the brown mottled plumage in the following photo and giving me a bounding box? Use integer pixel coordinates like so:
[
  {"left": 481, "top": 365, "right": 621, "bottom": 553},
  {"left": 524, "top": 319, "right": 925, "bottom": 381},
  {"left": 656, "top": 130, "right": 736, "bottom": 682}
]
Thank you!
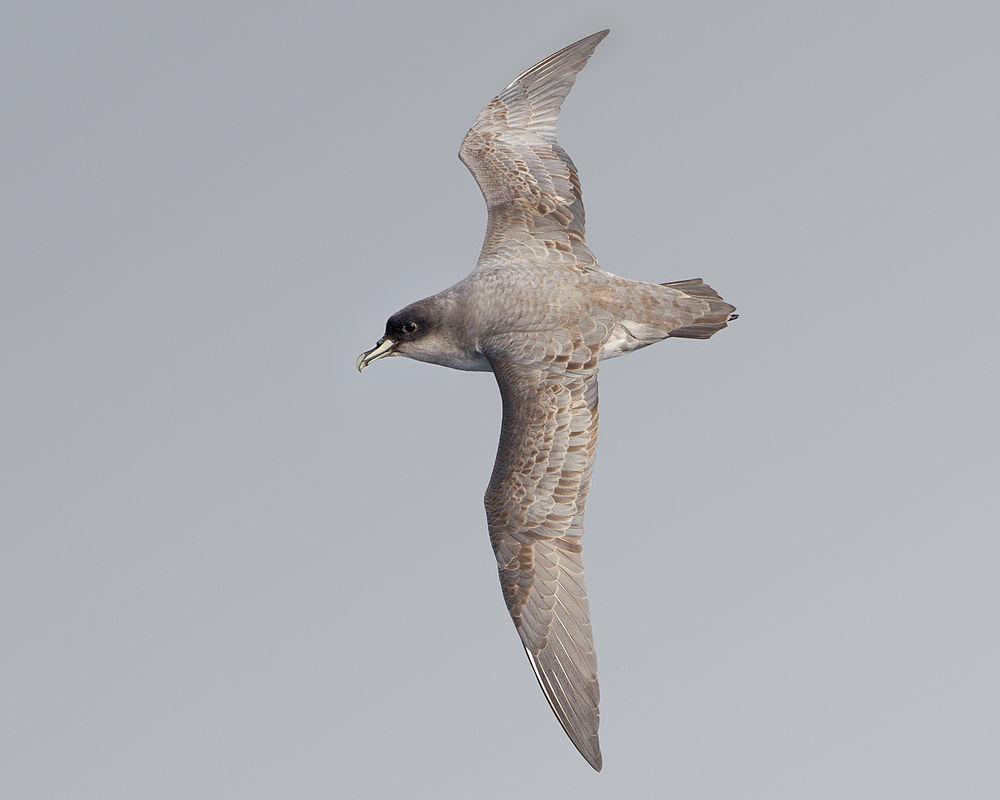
[{"left": 357, "top": 30, "right": 737, "bottom": 771}]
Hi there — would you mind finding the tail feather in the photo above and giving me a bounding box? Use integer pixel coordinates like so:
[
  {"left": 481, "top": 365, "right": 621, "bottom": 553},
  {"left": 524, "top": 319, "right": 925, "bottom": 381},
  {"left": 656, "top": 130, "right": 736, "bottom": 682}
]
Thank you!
[
  {"left": 661, "top": 277, "right": 723, "bottom": 300},
  {"left": 601, "top": 276, "right": 737, "bottom": 361},
  {"left": 661, "top": 278, "right": 738, "bottom": 339}
]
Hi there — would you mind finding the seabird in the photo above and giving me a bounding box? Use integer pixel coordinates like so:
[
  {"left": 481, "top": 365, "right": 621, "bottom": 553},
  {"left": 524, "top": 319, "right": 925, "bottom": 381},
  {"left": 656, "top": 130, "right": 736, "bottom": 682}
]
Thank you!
[{"left": 357, "top": 30, "right": 736, "bottom": 771}]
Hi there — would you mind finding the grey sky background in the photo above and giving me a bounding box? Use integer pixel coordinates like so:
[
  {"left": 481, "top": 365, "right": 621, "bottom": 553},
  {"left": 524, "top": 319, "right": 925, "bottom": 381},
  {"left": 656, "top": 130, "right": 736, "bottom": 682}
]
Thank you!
[{"left": 2, "top": 1, "right": 998, "bottom": 798}]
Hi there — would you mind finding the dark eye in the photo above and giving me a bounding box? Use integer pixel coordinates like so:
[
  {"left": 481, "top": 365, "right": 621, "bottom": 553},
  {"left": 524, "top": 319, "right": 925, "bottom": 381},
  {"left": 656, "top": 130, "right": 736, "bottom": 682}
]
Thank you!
[{"left": 402, "top": 321, "right": 419, "bottom": 334}]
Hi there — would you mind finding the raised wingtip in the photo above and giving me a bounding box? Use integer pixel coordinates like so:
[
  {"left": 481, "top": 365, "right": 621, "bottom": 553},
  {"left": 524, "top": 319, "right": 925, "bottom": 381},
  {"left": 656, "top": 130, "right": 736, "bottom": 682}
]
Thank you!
[
  {"left": 567, "top": 29, "right": 610, "bottom": 45},
  {"left": 505, "top": 29, "right": 611, "bottom": 91},
  {"left": 571, "top": 29, "right": 610, "bottom": 50}
]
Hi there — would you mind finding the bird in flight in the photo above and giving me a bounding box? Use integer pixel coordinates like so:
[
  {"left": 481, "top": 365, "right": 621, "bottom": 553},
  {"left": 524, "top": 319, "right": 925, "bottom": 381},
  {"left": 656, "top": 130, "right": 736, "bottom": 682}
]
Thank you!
[{"left": 357, "top": 30, "right": 736, "bottom": 771}]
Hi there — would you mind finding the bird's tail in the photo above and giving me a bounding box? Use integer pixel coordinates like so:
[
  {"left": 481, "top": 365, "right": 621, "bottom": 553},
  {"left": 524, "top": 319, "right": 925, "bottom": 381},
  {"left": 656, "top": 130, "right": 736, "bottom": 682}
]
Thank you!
[{"left": 659, "top": 278, "right": 738, "bottom": 339}]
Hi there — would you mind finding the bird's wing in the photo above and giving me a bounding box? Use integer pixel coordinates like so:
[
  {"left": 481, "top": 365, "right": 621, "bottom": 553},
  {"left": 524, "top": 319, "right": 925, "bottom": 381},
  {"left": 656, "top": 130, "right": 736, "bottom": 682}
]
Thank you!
[
  {"left": 484, "top": 347, "right": 603, "bottom": 770},
  {"left": 459, "top": 30, "right": 608, "bottom": 273}
]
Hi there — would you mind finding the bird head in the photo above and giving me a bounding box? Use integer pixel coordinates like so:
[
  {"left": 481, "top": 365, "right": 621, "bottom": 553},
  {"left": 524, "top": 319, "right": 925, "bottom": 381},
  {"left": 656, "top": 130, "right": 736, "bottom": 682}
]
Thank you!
[{"left": 356, "top": 298, "right": 446, "bottom": 372}]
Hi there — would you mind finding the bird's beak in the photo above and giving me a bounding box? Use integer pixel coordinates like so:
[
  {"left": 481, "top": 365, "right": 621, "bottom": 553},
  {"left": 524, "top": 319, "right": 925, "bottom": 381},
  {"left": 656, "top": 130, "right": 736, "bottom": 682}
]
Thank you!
[{"left": 356, "top": 337, "right": 397, "bottom": 373}]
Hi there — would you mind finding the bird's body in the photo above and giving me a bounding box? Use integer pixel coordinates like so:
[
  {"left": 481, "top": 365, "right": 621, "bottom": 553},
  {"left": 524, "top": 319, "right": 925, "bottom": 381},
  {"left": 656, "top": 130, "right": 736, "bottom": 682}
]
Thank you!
[
  {"left": 357, "top": 30, "right": 736, "bottom": 771},
  {"left": 384, "top": 269, "right": 734, "bottom": 372}
]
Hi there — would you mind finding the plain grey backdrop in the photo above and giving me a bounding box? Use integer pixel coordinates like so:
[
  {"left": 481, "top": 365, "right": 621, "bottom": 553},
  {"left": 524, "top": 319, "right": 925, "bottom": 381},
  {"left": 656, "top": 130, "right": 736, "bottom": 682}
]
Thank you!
[{"left": 2, "top": 1, "right": 998, "bottom": 797}]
